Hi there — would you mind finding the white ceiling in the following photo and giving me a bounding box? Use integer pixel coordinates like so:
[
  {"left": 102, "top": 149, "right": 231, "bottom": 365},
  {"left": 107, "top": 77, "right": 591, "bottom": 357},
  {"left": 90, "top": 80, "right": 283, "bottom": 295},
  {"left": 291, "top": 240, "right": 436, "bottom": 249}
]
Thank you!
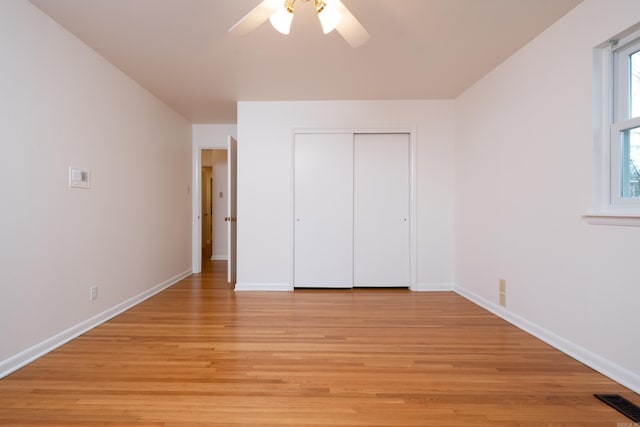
[{"left": 28, "top": 0, "right": 582, "bottom": 123}]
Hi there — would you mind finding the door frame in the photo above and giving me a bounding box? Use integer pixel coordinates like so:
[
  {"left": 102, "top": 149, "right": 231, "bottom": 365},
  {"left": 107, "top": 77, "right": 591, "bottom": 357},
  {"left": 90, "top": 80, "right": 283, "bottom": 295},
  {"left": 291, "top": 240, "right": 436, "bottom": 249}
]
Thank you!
[
  {"left": 192, "top": 143, "right": 231, "bottom": 274},
  {"left": 291, "top": 127, "right": 418, "bottom": 290}
]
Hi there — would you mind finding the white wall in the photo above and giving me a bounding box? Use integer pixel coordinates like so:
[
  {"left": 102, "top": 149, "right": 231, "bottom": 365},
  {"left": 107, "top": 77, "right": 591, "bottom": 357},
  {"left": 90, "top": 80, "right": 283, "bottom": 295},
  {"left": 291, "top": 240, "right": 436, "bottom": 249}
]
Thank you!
[
  {"left": 193, "top": 124, "right": 237, "bottom": 149},
  {"left": 455, "top": 0, "right": 640, "bottom": 392},
  {"left": 236, "top": 100, "right": 455, "bottom": 289},
  {"left": 0, "top": 0, "right": 192, "bottom": 376}
]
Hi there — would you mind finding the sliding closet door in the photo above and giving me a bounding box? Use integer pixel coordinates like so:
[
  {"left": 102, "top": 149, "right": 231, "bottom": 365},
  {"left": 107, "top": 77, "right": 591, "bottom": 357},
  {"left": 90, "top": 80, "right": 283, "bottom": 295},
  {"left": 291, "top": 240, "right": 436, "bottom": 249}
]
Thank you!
[
  {"left": 294, "top": 133, "right": 353, "bottom": 288},
  {"left": 353, "top": 133, "right": 410, "bottom": 287}
]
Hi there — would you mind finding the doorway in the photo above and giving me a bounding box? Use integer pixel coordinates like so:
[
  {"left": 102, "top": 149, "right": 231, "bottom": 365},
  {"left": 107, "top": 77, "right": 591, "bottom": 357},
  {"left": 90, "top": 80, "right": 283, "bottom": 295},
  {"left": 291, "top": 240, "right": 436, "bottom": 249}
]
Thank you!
[
  {"left": 201, "top": 149, "right": 228, "bottom": 262},
  {"left": 201, "top": 166, "right": 213, "bottom": 259},
  {"left": 192, "top": 128, "right": 238, "bottom": 278}
]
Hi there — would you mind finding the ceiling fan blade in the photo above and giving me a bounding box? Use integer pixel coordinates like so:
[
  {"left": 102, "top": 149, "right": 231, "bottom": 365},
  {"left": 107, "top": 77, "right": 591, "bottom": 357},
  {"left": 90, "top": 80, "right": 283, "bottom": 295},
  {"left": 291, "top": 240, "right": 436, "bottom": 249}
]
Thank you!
[
  {"left": 334, "top": 0, "right": 369, "bottom": 47},
  {"left": 229, "top": 0, "right": 281, "bottom": 36}
]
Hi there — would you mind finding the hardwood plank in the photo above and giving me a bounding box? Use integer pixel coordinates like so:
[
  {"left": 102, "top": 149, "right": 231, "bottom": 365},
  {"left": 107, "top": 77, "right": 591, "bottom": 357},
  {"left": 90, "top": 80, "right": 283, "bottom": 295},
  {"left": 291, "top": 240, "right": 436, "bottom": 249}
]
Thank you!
[{"left": 0, "top": 259, "right": 637, "bottom": 426}]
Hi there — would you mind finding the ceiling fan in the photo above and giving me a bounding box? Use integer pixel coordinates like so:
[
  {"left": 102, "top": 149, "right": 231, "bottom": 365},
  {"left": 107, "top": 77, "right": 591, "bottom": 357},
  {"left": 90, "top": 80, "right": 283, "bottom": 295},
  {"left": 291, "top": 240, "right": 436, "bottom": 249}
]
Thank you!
[{"left": 229, "top": 0, "right": 370, "bottom": 48}]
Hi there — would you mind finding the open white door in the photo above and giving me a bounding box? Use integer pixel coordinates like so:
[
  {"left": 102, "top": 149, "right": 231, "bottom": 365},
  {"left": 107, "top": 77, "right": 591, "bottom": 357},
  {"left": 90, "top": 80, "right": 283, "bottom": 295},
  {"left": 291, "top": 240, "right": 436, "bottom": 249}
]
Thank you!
[{"left": 227, "top": 136, "right": 237, "bottom": 284}]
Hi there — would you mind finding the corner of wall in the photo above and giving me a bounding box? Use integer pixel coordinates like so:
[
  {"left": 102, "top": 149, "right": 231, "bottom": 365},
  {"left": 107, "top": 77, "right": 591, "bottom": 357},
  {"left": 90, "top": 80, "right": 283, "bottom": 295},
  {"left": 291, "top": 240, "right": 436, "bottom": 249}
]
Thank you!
[
  {"left": 0, "top": 269, "right": 191, "bottom": 380},
  {"left": 454, "top": 284, "right": 640, "bottom": 394}
]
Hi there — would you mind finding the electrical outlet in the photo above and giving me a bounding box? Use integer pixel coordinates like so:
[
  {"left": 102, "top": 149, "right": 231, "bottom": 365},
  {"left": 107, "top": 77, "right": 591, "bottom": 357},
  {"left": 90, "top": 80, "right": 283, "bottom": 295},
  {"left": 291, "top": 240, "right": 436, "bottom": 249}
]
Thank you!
[
  {"left": 499, "top": 279, "right": 506, "bottom": 307},
  {"left": 89, "top": 286, "right": 98, "bottom": 301}
]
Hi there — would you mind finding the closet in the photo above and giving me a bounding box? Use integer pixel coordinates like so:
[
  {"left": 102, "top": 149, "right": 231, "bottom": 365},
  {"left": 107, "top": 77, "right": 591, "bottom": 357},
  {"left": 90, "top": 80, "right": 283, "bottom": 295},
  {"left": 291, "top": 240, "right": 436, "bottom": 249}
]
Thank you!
[{"left": 294, "top": 132, "right": 410, "bottom": 288}]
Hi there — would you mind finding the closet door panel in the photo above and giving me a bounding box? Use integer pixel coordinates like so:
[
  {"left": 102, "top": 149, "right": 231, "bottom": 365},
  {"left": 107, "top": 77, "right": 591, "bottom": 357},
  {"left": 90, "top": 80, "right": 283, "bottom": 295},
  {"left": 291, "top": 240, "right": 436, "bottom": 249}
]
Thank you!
[
  {"left": 354, "top": 133, "right": 410, "bottom": 287},
  {"left": 294, "top": 133, "right": 353, "bottom": 288}
]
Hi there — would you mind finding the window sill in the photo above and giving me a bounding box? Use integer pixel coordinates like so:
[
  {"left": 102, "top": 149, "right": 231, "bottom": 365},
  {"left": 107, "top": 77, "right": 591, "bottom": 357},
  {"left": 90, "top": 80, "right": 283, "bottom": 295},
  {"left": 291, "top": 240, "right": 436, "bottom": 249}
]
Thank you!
[{"left": 582, "top": 211, "right": 640, "bottom": 226}]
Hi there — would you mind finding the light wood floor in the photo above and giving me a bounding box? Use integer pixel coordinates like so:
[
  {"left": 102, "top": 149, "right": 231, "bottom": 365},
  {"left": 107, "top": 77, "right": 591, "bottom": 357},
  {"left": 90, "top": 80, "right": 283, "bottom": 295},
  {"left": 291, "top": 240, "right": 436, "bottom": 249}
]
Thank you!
[{"left": 0, "top": 256, "right": 638, "bottom": 426}]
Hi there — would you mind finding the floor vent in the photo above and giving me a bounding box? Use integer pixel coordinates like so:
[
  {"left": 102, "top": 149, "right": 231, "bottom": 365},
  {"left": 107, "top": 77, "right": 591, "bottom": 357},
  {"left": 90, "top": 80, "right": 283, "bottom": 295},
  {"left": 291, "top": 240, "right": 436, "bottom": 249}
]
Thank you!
[{"left": 594, "top": 394, "right": 640, "bottom": 422}]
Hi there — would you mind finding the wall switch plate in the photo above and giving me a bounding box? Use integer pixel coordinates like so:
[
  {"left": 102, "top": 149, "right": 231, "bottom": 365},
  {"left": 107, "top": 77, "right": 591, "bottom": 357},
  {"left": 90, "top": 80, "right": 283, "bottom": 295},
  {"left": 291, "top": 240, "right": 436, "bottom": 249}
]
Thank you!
[{"left": 69, "top": 167, "right": 90, "bottom": 189}]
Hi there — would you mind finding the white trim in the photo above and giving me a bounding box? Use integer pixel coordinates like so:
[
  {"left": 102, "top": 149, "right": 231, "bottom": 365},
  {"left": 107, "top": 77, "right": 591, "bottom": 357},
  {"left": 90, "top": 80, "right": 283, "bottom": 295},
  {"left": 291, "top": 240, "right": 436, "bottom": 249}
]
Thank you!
[
  {"left": 611, "top": 117, "right": 640, "bottom": 205},
  {"left": 234, "top": 282, "right": 293, "bottom": 291},
  {"left": 592, "top": 41, "right": 612, "bottom": 212},
  {"left": 455, "top": 285, "right": 640, "bottom": 394},
  {"left": 211, "top": 255, "right": 229, "bottom": 261},
  {"left": 408, "top": 128, "right": 418, "bottom": 290},
  {"left": 613, "top": 35, "right": 640, "bottom": 121},
  {"left": 290, "top": 130, "right": 296, "bottom": 289},
  {"left": 0, "top": 269, "right": 192, "bottom": 380},
  {"left": 412, "top": 282, "right": 455, "bottom": 292},
  {"left": 192, "top": 145, "right": 202, "bottom": 273},
  {"left": 582, "top": 211, "right": 640, "bottom": 226}
]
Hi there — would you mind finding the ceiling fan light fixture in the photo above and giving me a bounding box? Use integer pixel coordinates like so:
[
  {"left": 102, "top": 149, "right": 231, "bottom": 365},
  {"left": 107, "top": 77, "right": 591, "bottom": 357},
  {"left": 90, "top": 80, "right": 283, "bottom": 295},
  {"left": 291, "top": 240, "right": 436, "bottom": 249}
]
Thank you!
[
  {"left": 269, "top": 1, "right": 294, "bottom": 35},
  {"left": 316, "top": 0, "right": 342, "bottom": 34},
  {"left": 230, "top": 0, "right": 368, "bottom": 47}
]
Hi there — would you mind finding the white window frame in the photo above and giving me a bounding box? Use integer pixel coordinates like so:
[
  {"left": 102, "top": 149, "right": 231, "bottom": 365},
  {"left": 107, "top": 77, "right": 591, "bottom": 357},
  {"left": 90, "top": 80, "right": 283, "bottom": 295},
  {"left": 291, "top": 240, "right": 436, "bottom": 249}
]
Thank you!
[
  {"left": 585, "top": 25, "right": 640, "bottom": 226},
  {"left": 611, "top": 117, "right": 640, "bottom": 205}
]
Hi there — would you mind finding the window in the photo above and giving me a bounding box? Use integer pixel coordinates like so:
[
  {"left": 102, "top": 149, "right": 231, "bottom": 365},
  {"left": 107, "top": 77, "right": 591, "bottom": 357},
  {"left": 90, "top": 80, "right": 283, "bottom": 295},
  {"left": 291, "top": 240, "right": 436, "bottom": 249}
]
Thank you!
[
  {"left": 587, "top": 24, "right": 640, "bottom": 225},
  {"left": 612, "top": 40, "right": 640, "bottom": 203}
]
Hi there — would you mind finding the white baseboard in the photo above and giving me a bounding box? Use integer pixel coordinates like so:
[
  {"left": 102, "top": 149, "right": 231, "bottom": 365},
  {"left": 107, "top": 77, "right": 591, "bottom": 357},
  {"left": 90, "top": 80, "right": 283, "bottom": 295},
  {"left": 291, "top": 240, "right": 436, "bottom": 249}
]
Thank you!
[
  {"left": 0, "top": 269, "right": 192, "bottom": 380},
  {"left": 211, "top": 255, "right": 228, "bottom": 261},
  {"left": 412, "top": 282, "right": 455, "bottom": 292},
  {"left": 234, "top": 282, "right": 293, "bottom": 291},
  {"left": 454, "top": 284, "right": 640, "bottom": 394},
  {"left": 235, "top": 282, "right": 455, "bottom": 292}
]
